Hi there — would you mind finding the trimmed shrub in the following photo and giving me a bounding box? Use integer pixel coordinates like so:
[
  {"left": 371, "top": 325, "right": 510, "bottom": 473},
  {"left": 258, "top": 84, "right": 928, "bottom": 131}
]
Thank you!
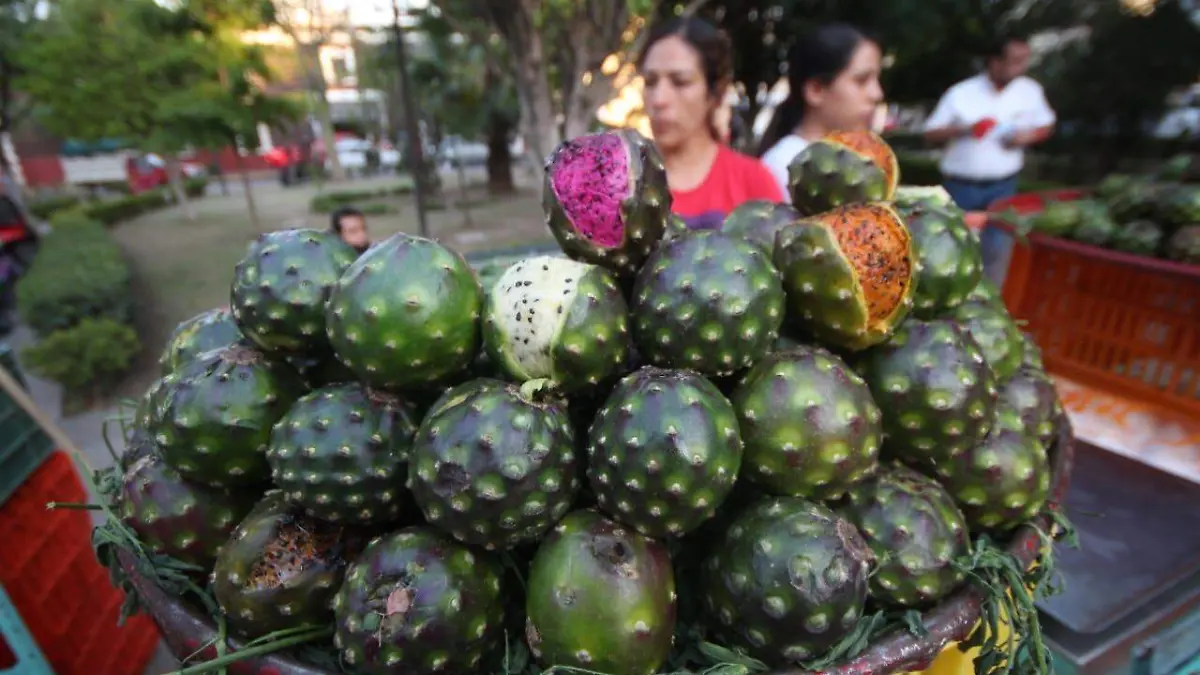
[
  {"left": 309, "top": 182, "right": 414, "bottom": 213},
  {"left": 20, "top": 316, "right": 140, "bottom": 396}
]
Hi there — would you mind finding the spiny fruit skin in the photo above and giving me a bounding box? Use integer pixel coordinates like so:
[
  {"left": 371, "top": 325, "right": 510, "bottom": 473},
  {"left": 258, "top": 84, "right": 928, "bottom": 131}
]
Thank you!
[
  {"left": 730, "top": 345, "right": 882, "bottom": 500},
  {"left": 525, "top": 509, "right": 676, "bottom": 675},
  {"left": 586, "top": 367, "right": 743, "bottom": 538},
  {"left": 266, "top": 384, "right": 418, "bottom": 524},
  {"left": 965, "top": 277, "right": 1004, "bottom": 309},
  {"left": 1165, "top": 225, "right": 1200, "bottom": 264},
  {"left": 787, "top": 130, "right": 900, "bottom": 216},
  {"left": 935, "top": 404, "right": 1051, "bottom": 533},
  {"left": 856, "top": 319, "right": 998, "bottom": 469},
  {"left": 1030, "top": 201, "right": 1081, "bottom": 237},
  {"left": 839, "top": 464, "right": 969, "bottom": 608},
  {"left": 1110, "top": 220, "right": 1164, "bottom": 256},
  {"left": 120, "top": 427, "right": 159, "bottom": 471},
  {"left": 150, "top": 344, "right": 307, "bottom": 488},
  {"left": 720, "top": 200, "right": 800, "bottom": 254},
  {"left": 898, "top": 203, "right": 983, "bottom": 317},
  {"left": 230, "top": 229, "right": 358, "bottom": 356},
  {"left": 949, "top": 301, "right": 1026, "bottom": 384},
  {"left": 632, "top": 230, "right": 785, "bottom": 377},
  {"left": 999, "top": 367, "right": 1060, "bottom": 448},
  {"left": 333, "top": 527, "right": 505, "bottom": 675},
  {"left": 774, "top": 202, "right": 916, "bottom": 352},
  {"left": 1160, "top": 184, "right": 1200, "bottom": 227},
  {"left": 326, "top": 233, "right": 483, "bottom": 390},
  {"left": 1069, "top": 202, "right": 1118, "bottom": 246},
  {"left": 893, "top": 185, "right": 957, "bottom": 211},
  {"left": 408, "top": 379, "right": 579, "bottom": 550},
  {"left": 159, "top": 308, "right": 243, "bottom": 376},
  {"left": 1021, "top": 333, "right": 1045, "bottom": 370},
  {"left": 120, "top": 454, "right": 257, "bottom": 569},
  {"left": 544, "top": 129, "right": 671, "bottom": 277},
  {"left": 701, "top": 497, "right": 874, "bottom": 667},
  {"left": 662, "top": 213, "right": 689, "bottom": 243},
  {"left": 483, "top": 255, "right": 630, "bottom": 392},
  {"left": 281, "top": 353, "right": 358, "bottom": 389},
  {"left": 213, "top": 491, "right": 363, "bottom": 638}
]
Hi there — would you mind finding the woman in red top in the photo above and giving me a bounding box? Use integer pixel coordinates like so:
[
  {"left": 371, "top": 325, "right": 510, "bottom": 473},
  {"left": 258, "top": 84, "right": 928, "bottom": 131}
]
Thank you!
[{"left": 638, "top": 17, "right": 783, "bottom": 231}]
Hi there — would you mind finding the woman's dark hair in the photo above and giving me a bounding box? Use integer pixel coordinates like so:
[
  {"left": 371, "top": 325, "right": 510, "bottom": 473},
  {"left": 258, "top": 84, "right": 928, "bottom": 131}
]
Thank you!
[
  {"left": 330, "top": 206, "right": 364, "bottom": 233},
  {"left": 757, "top": 23, "right": 873, "bottom": 155},
  {"left": 638, "top": 16, "right": 733, "bottom": 140}
]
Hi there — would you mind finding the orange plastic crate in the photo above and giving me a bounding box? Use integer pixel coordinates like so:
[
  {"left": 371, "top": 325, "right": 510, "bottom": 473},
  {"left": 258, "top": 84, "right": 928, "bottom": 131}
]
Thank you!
[
  {"left": 988, "top": 191, "right": 1200, "bottom": 418},
  {"left": 0, "top": 452, "right": 161, "bottom": 675}
]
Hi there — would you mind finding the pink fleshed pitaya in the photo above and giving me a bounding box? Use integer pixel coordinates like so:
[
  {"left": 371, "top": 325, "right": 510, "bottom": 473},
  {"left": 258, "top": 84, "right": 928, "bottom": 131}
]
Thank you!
[{"left": 544, "top": 130, "right": 671, "bottom": 277}]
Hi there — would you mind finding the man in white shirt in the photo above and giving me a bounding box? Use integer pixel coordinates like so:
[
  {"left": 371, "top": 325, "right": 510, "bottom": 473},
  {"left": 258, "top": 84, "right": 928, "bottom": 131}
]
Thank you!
[{"left": 923, "top": 34, "right": 1056, "bottom": 283}]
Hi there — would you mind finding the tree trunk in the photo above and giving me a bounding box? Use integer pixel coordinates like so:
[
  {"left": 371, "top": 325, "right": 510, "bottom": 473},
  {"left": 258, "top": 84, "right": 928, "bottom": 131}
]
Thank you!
[
  {"left": 485, "top": 0, "right": 560, "bottom": 168},
  {"left": 301, "top": 43, "right": 344, "bottom": 182},
  {"left": 164, "top": 155, "right": 196, "bottom": 222},
  {"left": 454, "top": 156, "right": 473, "bottom": 227},
  {"left": 233, "top": 150, "right": 260, "bottom": 228},
  {"left": 485, "top": 113, "right": 515, "bottom": 195}
]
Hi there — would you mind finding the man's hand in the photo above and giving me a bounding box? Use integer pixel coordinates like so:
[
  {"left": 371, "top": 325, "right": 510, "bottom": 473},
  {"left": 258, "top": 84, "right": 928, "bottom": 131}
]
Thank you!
[
  {"left": 924, "top": 124, "right": 973, "bottom": 145},
  {"left": 1002, "top": 127, "right": 1051, "bottom": 149}
]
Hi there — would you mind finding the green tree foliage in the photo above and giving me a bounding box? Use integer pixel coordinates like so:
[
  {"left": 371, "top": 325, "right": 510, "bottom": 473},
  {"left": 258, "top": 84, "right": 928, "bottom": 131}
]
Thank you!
[{"left": 0, "top": 0, "right": 40, "bottom": 175}]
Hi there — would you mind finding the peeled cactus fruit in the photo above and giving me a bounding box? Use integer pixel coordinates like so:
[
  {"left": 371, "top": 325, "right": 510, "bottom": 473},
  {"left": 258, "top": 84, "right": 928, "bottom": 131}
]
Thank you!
[
  {"left": 149, "top": 344, "right": 307, "bottom": 488},
  {"left": 525, "top": 509, "right": 676, "bottom": 675},
  {"left": 333, "top": 527, "right": 506, "bottom": 675},
  {"left": 775, "top": 202, "right": 916, "bottom": 351},
  {"left": 230, "top": 229, "right": 358, "bottom": 357},
  {"left": 632, "top": 230, "right": 785, "bottom": 376},
  {"left": 840, "top": 464, "right": 969, "bottom": 608},
  {"left": 266, "top": 383, "right": 418, "bottom": 524},
  {"left": 731, "top": 345, "right": 882, "bottom": 500},
  {"left": 120, "top": 454, "right": 257, "bottom": 569},
  {"left": 325, "top": 232, "right": 483, "bottom": 390},
  {"left": 213, "top": 492, "right": 363, "bottom": 638},
  {"left": 856, "top": 319, "right": 998, "bottom": 469},
  {"left": 407, "top": 379, "right": 578, "bottom": 550},
  {"left": 544, "top": 130, "right": 671, "bottom": 276},
  {"left": 586, "top": 367, "right": 743, "bottom": 538},
  {"left": 482, "top": 255, "right": 630, "bottom": 391},
  {"left": 900, "top": 203, "right": 983, "bottom": 317},
  {"left": 701, "top": 496, "right": 874, "bottom": 667},
  {"left": 787, "top": 130, "right": 900, "bottom": 216},
  {"left": 159, "top": 308, "right": 243, "bottom": 376},
  {"left": 720, "top": 200, "right": 800, "bottom": 254},
  {"left": 950, "top": 301, "right": 1026, "bottom": 384},
  {"left": 935, "top": 404, "right": 1051, "bottom": 533}
]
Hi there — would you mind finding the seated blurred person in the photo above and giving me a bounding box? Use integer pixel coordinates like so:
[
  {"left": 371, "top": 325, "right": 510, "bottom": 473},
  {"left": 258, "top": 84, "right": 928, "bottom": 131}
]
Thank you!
[{"left": 330, "top": 206, "right": 371, "bottom": 255}]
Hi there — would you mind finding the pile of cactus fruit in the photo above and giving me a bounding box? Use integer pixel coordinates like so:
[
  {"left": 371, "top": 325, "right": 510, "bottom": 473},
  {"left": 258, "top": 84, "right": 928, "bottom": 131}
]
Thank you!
[
  {"left": 1010, "top": 156, "right": 1200, "bottom": 265},
  {"left": 94, "top": 128, "right": 1073, "bottom": 675}
]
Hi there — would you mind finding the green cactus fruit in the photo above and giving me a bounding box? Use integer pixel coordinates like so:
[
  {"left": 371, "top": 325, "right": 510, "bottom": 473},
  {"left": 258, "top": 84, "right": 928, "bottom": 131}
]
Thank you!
[
  {"left": 839, "top": 464, "right": 969, "bottom": 608},
  {"left": 1108, "top": 182, "right": 1164, "bottom": 223},
  {"left": 1070, "top": 201, "right": 1119, "bottom": 246},
  {"left": 120, "top": 454, "right": 257, "bottom": 569},
  {"left": 731, "top": 345, "right": 882, "bottom": 500},
  {"left": 333, "top": 527, "right": 506, "bottom": 675},
  {"left": 856, "top": 319, "right": 998, "bottom": 469},
  {"left": 230, "top": 229, "right": 358, "bottom": 357},
  {"left": 279, "top": 353, "right": 358, "bottom": 389},
  {"left": 899, "top": 203, "right": 983, "bottom": 317},
  {"left": 1110, "top": 220, "right": 1164, "bottom": 256},
  {"left": 1159, "top": 184, "right": 1200, "bottom": 227},
  {"left": 149, "top": 344, "right": 307, "bottom": 488},
  {"left": 894, "top": 185, "right": 958, "bottom": 211},
  {"left": 1030, "top": 201, "right": 1081, "bottom": 237},
  {"left": 266, "top": 384, "right": 418, "bottom": 524},
  {"left": 159, "top": 308, "right": 244, "bottom": 376},
  {"left": 544, "top": 129, "right": 671, "bottom": 277},
  {"left": 120, "top": 427, "right": 159, "bottom": 471},
  {"left": 631, "top": 230, "right": 785, "bottom": 376},
  {"left": 662, "top": 213, "right": 689, "bottom": 243},
  {"left": 935, "top": 404, "right": 1051, "bottom": 533},
  {"left": 136, "top": 375, "right": 175, "bottom": 430},
  {"left": 482, "top": 255, "right": 630, "bottom": 392},
  {"left": 999, "top": 367, "right": 1060, "bottom": 448},
  {"left": 787, "top": 130, "right": 900, "bottom": 216},
  {"left": 720, "top": 200, "right": 800, "bottom": 254},
  {"left": 949, "top": 301, "right": 1025, "bottom": 384},
  {"left": 408, "top": 378, "right": 579, "bottom": 550},
  {"left": 1095, "top": 173, "right": 1138, "bottom": 202},
  {"left": 213, "top": 491, "right": 364, "bottom": 638},
  {"left": 1165, "top": 225, "right": 1200, "bottom": 264},
  {"left": 701, "top": 496, "right": 874, "bottom": 667},
  {"left": 525, "top": 509, "right": 676, "bottom": 675},
  {"left": 586, "top": 367, "right": 742, "bottom": 538},
  {"left": 965, "top": 277, "right": 1005, "bottom": 309},
  {"left": 1021, "top": 333, "right": 1045, "bottom": 370},
  {"left": 326, "top": 232, "right": 483, "bottom": 390},
  {"left": 775, "top": 202, "right": 917, "bottom": 351}
]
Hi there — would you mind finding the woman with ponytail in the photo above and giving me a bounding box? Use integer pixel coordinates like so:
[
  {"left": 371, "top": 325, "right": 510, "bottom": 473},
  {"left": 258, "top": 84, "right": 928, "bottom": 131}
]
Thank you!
[
  {"left": 759, "top": 24, "right": 885, "bottom": 201},
  {"left": 638, "top": 17, "right": 784, "bottom": 231}
]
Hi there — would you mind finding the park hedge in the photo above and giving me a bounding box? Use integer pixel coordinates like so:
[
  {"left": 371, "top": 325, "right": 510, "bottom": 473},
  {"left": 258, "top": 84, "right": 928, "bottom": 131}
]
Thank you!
[{"left": 27, "top": 176, "right": 209, "bottom": 225}]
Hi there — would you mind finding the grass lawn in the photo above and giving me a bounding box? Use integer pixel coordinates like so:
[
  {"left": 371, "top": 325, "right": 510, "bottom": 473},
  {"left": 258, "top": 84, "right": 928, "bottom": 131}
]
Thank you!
[{"left": 109, "top": 168, "right": 554, "bottom": 402}]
